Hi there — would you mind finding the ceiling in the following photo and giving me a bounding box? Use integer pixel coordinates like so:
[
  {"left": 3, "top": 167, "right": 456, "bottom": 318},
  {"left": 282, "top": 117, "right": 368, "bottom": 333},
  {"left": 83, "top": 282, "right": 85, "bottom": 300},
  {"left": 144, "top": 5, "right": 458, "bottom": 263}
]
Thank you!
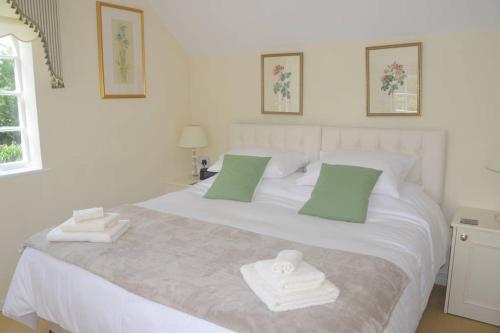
[{"left": 147, "top": 0, "right": 500, "bottom": 56}]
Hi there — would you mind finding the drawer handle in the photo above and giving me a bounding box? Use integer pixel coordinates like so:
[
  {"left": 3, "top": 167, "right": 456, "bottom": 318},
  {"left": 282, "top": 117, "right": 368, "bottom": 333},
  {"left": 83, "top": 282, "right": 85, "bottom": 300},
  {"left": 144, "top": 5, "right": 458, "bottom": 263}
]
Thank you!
[{"left": 459, "top": 233, "right": 468, "bottom": 241}]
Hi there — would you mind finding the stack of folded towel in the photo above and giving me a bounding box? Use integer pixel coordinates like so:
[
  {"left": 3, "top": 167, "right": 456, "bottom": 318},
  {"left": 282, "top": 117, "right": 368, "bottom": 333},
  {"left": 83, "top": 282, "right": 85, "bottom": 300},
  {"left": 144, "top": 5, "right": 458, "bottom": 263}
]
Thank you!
[
  {"left": 47, "top": 207, "right": 129, "bottom": 243},
  {"left": 241, "top": 250, "right": 339, "bottom": 312}
]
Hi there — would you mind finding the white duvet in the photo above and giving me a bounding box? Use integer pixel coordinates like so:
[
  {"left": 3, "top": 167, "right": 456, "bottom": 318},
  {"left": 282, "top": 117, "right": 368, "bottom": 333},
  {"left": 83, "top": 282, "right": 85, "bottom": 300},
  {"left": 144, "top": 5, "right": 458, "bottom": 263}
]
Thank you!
[{"left": 2, "top": 173, "right": 450, "bottom": 333}]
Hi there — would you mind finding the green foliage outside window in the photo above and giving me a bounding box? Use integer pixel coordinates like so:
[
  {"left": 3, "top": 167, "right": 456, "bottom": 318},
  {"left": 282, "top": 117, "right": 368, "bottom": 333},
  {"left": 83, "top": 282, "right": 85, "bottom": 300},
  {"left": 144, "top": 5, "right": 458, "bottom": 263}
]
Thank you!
[
  {"left": 0, "top": 142, "right": 22, "bottom": 163},
  {"left": 0, "top": 58, "right": 15, "bottom": 90},
  {"left": 0, "top": 54, "right": 22, "bottom": 163}
]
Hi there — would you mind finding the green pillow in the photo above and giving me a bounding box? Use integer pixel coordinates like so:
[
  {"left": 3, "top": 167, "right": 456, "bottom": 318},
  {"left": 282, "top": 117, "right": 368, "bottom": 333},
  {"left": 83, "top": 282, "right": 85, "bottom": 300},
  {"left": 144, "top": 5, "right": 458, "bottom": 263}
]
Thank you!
[
  {"left": 204, "top": 155, "right": 271, "bottom": 202},
  {"left": 299, "top": 164, "right": 382, "bottom": 223}
]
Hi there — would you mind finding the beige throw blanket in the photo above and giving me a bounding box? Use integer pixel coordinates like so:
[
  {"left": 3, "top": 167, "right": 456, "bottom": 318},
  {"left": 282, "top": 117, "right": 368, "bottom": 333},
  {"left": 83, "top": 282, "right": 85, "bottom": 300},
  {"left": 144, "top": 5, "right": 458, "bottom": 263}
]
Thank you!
[{"left": 25, "top": 205, "right": 409, "bottom": 333}]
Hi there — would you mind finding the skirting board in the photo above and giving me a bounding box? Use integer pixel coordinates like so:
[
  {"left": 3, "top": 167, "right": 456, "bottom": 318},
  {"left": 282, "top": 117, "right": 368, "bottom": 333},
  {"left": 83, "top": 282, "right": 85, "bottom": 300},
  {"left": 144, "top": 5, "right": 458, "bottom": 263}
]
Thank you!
[
  {"left": 434, "top": 249, "right": 450, "bottom": 287},
  {"left": 435, "top": 271, "right": 448, "bottom": 286}
]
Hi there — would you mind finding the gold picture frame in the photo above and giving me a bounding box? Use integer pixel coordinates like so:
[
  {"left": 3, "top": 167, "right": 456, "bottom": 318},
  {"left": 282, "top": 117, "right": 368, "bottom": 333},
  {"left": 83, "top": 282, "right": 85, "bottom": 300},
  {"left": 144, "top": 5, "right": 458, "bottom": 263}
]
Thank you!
[
  {"left": 366, "top": 42, "right": 422, "bottom": 116},
  {"left": 261, "top": 52, "right": 303, "bottom": 115},
  {"left": 96, "top": 2, "right": 146, "bottom": 98}
]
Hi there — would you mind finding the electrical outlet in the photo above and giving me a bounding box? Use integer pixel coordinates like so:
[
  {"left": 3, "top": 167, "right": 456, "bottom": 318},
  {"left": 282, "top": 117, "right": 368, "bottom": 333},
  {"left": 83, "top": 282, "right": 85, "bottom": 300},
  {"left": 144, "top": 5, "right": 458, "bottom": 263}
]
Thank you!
[{"left": 198, "top": 155, "right": 211, "bottom": 169}]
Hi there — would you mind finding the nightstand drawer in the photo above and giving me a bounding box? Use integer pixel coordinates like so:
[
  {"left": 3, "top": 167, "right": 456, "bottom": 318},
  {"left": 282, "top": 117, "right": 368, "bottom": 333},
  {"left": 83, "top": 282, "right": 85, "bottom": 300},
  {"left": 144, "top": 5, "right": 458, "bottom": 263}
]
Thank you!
[{"left": 447, "top": 226, "right": 500, "bottom": 326}]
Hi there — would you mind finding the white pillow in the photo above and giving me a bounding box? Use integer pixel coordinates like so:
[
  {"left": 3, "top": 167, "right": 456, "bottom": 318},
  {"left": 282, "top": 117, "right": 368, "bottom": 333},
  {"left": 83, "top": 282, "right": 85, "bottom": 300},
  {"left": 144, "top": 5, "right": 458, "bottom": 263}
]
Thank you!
[
  {"left": 208, "top": 148, "right": 309, "bottom": 179},
  {"left": 297, "top": 150, "right": 417, "bottom": 198}
]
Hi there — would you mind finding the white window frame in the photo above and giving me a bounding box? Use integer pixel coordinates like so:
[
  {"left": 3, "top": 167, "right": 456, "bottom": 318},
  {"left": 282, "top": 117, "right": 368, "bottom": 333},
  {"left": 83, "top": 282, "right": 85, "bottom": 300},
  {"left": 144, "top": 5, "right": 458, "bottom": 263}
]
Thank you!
[{"left": 0, "top": 36, "right": 42, "bottom": 175}]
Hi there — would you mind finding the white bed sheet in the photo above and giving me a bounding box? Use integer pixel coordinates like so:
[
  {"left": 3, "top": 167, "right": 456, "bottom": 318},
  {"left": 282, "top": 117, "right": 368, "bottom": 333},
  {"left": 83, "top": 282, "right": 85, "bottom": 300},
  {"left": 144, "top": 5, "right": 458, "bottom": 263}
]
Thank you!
[{"left": 3, "top": 173, "right": 450, "bottom": 333}]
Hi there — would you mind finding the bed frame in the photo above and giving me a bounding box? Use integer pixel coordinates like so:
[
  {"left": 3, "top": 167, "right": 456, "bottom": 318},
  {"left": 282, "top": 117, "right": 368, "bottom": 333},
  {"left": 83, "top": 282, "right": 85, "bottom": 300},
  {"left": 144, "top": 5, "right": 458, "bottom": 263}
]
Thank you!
[
  {"left": 229, "top": 124, "right": 322, "bottom": 162},
  {"left": 229, "top": 124, "right": 446, "bottom": 204}
]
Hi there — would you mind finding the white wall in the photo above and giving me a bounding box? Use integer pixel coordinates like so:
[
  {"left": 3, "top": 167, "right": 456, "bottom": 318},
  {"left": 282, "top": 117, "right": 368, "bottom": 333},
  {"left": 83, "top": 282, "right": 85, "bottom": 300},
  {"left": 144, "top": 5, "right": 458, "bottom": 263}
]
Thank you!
[
  {"left": 1, "top": 3, "right": 499, "bottom": 301},
  {"left": 189, "top": 29, "right": 500, "bottom": 218},
  {"left": 0, "top": 0, "right": 191, "bottom": 297}
]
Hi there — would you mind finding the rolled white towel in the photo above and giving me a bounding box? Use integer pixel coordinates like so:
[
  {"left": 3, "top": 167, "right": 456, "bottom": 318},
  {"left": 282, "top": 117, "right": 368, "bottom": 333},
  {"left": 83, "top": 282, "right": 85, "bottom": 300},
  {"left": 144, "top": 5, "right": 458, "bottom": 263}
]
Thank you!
[
  {"left": 47, "top": 220, "right": 130, "bottom": 243},
  {"left": 255, "top": 260, "right": 325, "bottom": 293},
  {"left": 73, "top": 207, "right": 104, "bottom": 223},
  {"left": 241, "top": 263, "right": 339, "bottom": 312},
  {"left": 60, "top": 213, "right": 119, "bottom": 232},
  {"left": 271, "top": 250, "right": 303, "bottom": 275}
]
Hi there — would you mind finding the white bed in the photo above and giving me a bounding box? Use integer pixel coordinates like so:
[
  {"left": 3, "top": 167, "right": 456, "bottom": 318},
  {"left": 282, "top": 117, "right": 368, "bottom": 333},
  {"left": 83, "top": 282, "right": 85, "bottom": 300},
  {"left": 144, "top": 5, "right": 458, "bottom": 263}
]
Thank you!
[{"left": 3, "top": 124, "right": 449, "bottom": 333}]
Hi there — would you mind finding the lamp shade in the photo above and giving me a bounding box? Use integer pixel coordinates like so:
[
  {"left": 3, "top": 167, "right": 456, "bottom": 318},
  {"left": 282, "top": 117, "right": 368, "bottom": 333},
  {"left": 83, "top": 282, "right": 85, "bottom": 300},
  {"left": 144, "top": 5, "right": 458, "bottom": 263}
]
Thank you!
[
  {"left": 486, "top": 154, "right": 500, "bottom": 173},
  {"left": 178, "top": 125, "right": 208, "bottom": 148}
]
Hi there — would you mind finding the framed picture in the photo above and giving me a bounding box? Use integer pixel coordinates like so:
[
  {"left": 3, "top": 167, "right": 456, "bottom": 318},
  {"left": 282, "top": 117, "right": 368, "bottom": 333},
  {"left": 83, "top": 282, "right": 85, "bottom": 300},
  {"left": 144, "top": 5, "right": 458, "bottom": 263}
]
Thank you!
[
  {"left": 366, "top": 42, "right": 422, "bottom": 116},
  {"left": 261, "top": 52, "right": 303, "bottom": 115},
  {"left": 96, "top": 2, "right": 146, "bottom": 98}
]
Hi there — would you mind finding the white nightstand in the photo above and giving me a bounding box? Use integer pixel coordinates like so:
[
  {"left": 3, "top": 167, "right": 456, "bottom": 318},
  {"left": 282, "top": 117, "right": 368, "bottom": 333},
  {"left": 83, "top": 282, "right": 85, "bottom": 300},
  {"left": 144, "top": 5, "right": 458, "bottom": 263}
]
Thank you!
[
  {"left": 165, "top": 176, "right": 199, "bottom": 193},
  {"left": 444, "top": 207, "right": 500, "bottom": 326}
]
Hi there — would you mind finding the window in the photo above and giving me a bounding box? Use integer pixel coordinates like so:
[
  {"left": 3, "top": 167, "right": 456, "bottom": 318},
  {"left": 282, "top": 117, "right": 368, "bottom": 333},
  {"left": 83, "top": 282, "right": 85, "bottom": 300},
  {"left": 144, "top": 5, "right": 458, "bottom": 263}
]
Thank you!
[{"left": 0, "top": 35, "right": 41, "bottom": 175}]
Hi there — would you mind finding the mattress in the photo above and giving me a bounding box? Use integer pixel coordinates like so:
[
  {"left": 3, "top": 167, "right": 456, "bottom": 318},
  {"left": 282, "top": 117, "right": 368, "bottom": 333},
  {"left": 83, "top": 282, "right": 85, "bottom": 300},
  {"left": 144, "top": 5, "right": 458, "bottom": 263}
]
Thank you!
[{"left": 2, "top": 173, "right": 450, "bottom": 333}]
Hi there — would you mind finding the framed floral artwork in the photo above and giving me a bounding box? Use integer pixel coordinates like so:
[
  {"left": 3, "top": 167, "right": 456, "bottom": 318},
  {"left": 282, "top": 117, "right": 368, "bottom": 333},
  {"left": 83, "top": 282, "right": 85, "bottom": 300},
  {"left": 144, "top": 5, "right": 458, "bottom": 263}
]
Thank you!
[
  {"left": 96, "top": 2, "right": 146, "bottom": 98},
  {"left": 261, "top": 53, "right": 303, "bottom": 115},
  {"left": 366, "top": 42, "right": 422, "bottom": 116}
]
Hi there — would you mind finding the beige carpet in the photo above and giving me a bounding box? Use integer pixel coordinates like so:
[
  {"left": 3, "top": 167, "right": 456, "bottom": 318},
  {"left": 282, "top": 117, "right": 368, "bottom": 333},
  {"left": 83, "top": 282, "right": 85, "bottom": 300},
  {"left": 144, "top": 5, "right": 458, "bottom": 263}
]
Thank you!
[
  {"left": 415, "top": 285, "right": 500, "bottom": 333},
  {"left": 0, "top": 316, "right": 47, "bottom": 333},
  {"left": 1, "top": 285, "right": 499, "bottom": 333}
]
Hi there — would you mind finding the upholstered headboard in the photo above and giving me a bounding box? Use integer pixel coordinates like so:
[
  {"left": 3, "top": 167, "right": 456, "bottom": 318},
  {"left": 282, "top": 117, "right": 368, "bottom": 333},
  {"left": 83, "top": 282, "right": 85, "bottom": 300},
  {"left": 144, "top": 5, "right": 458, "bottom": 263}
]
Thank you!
[
  {"left": 228, "top": 124, "right": 446, "bottom": 204},
  {"left": 321, "top": 127, "right": 446, "bottom": 204},
  {"left": 229, "top": 124, "right": 321, "bottom": 162}
]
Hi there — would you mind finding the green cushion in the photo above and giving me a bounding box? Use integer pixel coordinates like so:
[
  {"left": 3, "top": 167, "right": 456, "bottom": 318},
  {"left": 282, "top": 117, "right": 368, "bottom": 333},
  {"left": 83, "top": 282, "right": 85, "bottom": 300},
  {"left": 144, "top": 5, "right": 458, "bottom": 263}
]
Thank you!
[
  {"left": 204, "top": 155, "right": 271, "bottom": 202},
  {"left": 299, "top": 164, "right": 382, "bottom": 223}
]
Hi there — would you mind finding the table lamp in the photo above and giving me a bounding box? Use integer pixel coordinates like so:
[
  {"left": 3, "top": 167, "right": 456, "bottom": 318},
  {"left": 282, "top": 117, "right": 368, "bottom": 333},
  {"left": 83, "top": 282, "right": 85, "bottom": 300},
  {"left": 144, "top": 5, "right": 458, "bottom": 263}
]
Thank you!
[{"left": 178, "top": 125, "right": 208, "bottom": 176}]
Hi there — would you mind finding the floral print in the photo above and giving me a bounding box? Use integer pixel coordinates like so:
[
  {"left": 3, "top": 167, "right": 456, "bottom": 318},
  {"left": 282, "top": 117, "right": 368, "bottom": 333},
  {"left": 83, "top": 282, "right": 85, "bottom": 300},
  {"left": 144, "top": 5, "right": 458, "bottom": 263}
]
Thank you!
[
  {"left": 115, "top": 24, "right": 131, "bottom": 82},
  {"left": 380, "top": 61, "right": 407, "bottom": 96},
  {"left": 272, "top": 64, "right": 292, "bottom": 100}
]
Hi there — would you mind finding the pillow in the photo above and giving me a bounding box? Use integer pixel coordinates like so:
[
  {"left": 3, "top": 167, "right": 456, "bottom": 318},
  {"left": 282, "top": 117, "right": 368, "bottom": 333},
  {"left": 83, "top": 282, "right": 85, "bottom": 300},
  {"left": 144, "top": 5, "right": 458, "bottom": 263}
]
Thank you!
[
  {"left": 298, "top": 150, "right": 416, "bottom": 198},
  {"left": 208, "top": 148, "right": 308, "bottom": 178},
  {"left": 299, "top": 164, "right": 382, "bottom": 223},
  {"left": 318, "top": 150, "right": 417, "bottom": 181},
  {"left": 204, "top": 155, "right": 271, "bottom": 202}
]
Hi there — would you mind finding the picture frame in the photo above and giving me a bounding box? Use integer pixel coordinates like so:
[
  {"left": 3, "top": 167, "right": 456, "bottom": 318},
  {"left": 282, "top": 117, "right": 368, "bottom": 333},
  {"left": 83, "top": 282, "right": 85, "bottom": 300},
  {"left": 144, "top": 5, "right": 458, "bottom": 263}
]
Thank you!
[
  {"left": 96, "top": 2, "right": 146, "bottom": 98},
  {"left": 366, "top": 42, "right": 422, "bottom": 116},
  {"left": 261, "top": 52, "right": 303, "bottom": 115}
]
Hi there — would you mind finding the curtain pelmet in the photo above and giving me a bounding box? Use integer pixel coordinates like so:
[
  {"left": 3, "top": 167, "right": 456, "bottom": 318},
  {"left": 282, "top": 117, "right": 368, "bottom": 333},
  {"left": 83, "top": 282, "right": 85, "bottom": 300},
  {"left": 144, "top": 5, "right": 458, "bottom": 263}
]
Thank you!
[{"left": 5, "top": 0, "right": 64, "bottom": 88}]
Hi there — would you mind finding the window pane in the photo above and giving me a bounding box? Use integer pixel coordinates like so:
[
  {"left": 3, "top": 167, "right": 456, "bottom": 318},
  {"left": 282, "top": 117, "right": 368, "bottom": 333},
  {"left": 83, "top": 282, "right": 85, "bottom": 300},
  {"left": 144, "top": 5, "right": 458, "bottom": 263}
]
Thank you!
[
  {"left": 0, "top": 58, "right": 16, "bottom": 91},
  {"left": 0, "top": 36, "right": 15, "bottom": 56},
  {"left": 0, "top": 131, "right": 23, "bottom": 164},
  {"left": 0, "top": 95, "right": 19, "bottom": 126}
]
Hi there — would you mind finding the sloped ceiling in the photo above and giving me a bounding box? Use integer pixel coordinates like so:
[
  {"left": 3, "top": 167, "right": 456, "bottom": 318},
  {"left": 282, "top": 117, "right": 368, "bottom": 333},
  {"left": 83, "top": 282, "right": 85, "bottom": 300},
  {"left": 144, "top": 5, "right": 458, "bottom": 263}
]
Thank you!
[{"left": 147, "top": 0, "right": 500, "bottom": 56}]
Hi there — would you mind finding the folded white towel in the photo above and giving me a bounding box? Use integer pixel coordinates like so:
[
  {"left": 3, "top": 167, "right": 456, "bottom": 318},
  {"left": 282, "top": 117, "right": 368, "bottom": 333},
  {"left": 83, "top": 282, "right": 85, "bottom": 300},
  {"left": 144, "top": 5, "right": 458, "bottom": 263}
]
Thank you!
[
  {"left": 255, "top": 260, "right": 325, "bottom": 293},
  {"left": 60, "top": 213, "right": 119, "bottom": 232},
  {"left": 241, "top": 263, "right": 339, "bottom": 312},
  {"left": 47, "top": 220, "right": 129, "bottom": 243},
  {"left": 73, "top": 207, "right": 104, "bottom": 223},
  {"left": 271, "top": 250, "right": 303, "bottom": 275}
]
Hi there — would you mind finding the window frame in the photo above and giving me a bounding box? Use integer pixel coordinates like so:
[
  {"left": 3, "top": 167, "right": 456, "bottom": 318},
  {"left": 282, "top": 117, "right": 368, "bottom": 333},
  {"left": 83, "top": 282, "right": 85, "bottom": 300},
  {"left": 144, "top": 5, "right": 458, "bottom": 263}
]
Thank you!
[{"left": 0, "top": 36, "right": 39, "bottom": 174}]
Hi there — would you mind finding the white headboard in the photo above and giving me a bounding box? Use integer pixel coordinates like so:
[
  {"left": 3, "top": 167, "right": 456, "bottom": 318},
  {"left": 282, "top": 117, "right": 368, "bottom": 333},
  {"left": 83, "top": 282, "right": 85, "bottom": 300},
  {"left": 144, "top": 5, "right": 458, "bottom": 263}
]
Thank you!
[
  {"left": 228, "top": 124, "right": 446, "bottom": 204},
  {"left": 229, "top": 124, "right": 321, "bottom": 162},
  {"left": 321, "top": 127, "right": 446, "bottom": 204}
]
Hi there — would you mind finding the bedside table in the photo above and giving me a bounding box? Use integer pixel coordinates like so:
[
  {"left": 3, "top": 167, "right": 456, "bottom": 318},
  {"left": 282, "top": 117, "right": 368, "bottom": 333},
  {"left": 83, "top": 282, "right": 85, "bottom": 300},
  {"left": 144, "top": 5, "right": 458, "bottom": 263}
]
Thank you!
[
  {"left": 444, "top": 207, "right": 500, "bottom": 326},
  {"left": 165, "top": 176, "right": 199, "bottom": 193}
]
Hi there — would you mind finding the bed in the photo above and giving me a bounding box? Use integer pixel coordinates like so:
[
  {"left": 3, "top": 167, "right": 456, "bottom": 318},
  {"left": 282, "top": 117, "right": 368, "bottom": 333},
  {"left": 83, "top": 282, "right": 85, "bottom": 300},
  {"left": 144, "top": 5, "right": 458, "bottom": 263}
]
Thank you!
[{"left": 2, "top": 124, "right": 449, "bottom": 333}]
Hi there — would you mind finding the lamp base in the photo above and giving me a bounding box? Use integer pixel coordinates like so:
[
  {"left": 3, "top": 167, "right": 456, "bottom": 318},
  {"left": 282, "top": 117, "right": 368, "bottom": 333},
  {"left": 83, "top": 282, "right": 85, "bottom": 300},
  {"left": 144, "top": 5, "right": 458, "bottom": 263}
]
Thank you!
[{"left": 191, "top": 149, "right": 198, "bottom": 177}]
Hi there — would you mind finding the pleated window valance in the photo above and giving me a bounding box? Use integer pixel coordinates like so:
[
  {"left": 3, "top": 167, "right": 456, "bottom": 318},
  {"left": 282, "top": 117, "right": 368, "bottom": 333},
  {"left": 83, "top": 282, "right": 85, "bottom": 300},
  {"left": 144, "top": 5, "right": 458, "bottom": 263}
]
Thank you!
[{"left": 5, "top": 0, "right": 64, "bottom": 88}]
